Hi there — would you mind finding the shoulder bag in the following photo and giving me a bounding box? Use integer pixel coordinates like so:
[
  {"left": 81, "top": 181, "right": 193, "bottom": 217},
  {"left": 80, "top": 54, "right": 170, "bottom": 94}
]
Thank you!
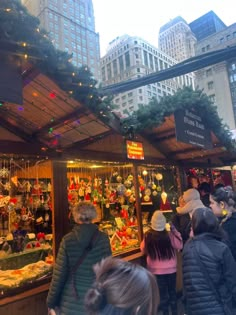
[{"left": 71, "top": 228, "right": 100, "bottom": 300}]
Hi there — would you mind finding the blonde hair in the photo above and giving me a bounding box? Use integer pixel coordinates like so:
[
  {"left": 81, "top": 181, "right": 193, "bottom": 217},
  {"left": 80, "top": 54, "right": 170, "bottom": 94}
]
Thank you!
[{"left": 72, "top": 201, "right": 97, "bottom": 223}]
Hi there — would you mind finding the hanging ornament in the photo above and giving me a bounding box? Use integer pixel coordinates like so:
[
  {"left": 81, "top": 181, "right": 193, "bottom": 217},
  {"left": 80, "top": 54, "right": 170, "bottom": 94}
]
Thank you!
[
  {"left": 124, "top": 180, "right": 132, "bottom": 188},
  {"left": 129, "top": 195, "right": 135, "bottom": 203},
  {"left": 145, "top": 188, "right": 151, "bottom": 196},
  {"left": 152, "top": 190, "right": 158, "bottom": 196},
  {"left": 144, "top": 195, "right": 150, "bottom": 202},
  {"left": 142, "top": 170, "right": 148, "bottom": 176},
  {"left": 116, "top": 175, "right": 122, "bottom": 183},
  {"left": 0, "top": 167, "right": 9, "bottom": 178},
  {"left": 156, "top": 185, "right": 162, "bottom": 192},
  {"left": 117, "top": 184, "right": 126, "bottom": 195},
  {"left": 152, "top": 183, "right": 157, "bottom": 190},
  {"left": 127, "top": 175, "right": 133, "bottom": 181},
  {"left": 156, "top": 173, "right": 163, "bottom": 181},
  {"left": 125, "top": 189, "right": 132, "bottom": 197}
]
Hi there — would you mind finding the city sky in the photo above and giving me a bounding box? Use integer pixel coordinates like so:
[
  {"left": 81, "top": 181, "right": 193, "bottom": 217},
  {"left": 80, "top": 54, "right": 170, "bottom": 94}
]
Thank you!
[{"left": 93, "top": 0, "right": 236, "bottom": 56}]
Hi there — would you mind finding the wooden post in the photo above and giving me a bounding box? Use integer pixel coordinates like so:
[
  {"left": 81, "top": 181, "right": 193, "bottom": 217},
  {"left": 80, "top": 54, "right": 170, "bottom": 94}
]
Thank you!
[
  {"left": 51, "top": 160, "right": 69, "bottom": 256},
  {"left": 132, "top": 163, "right": 143, "bottom": 242}
]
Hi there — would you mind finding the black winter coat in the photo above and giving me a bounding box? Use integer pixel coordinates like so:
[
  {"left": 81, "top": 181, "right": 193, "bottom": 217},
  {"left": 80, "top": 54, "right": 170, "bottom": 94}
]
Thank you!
[
  {"left": 47, "top": 223, "right": 111, "bottom": 315},
  {"left": 183, "top": 233, "right": 236, "bottom": 315},
  {"left": 222, "top": 213, "right": 236, "bottom": 261}
]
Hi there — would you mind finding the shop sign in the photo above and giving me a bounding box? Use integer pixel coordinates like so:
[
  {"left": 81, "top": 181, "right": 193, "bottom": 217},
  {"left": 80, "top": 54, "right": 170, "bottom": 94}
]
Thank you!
[
  {"left": 174, "top": 109, "right": 212, "bottom": 149},
  {"left": 126, "top": 140, "right": 145, "bottom": 160}
]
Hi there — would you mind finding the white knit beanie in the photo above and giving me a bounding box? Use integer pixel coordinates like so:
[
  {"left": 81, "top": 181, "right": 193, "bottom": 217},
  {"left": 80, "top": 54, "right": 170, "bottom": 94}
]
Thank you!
[{"left": 151, "top": 211, "right": 166, "bottom": 231}]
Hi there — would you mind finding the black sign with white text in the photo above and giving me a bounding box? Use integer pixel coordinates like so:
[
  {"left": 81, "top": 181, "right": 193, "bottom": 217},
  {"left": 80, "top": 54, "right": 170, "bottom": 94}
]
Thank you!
[{"left": 174, "top": 109, "right": 213, "bottom": 149}]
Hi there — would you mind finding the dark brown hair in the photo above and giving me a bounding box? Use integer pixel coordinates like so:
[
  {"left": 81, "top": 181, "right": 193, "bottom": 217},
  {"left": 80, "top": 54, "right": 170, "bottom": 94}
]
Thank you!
[
  {"left": 144, "top": 229, "right": 175, "bottom": 260},
  {"left": 192, "top": 207, "right": 222, "bottom": 236},
  {"left": 84, "top": 257, "right": 158, "bottom": 315}
]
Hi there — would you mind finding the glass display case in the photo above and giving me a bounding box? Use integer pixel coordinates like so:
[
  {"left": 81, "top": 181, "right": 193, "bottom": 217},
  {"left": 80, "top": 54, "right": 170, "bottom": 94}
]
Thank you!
[
  {"left": 0, "top": 158, "right": 179, "bottom": 299},
  {"left": 66, "top": 161, "right": 179, "bottom": 255},
  {"left": 0, "top": 159, "right": 53, "bottom": 298}
]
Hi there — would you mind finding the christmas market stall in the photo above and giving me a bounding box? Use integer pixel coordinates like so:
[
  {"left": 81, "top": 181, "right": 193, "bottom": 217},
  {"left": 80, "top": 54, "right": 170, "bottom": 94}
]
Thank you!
[{"left": 1, "top": 2, "right": 236, "bottom": 314}]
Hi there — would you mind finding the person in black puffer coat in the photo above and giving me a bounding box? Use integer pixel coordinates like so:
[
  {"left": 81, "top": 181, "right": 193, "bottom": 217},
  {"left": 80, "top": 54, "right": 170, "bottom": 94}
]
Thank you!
[
  {"left": 183, "top": 207, "right": 236, "bottom": 315},
  {"left": 210, "top": 186, "right": 236, "bottom": 261}
]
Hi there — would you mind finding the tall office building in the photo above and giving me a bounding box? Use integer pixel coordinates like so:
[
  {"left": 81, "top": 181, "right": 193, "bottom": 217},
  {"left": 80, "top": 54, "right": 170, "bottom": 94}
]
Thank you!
[
  {"left": 21, "top": 0, "right": 101, "bottom": 80},
  {"left": 189, "top": 11, "right": 226, "bottom": 41},
  {"left": 194, "top": 23, "right": 236, "bottom": 130},
  {"left": 101, "top": 35, "right": 194, "bottom": 117},
  {"left": 158, "top": 17, "right": 196, "bottom": 62}
]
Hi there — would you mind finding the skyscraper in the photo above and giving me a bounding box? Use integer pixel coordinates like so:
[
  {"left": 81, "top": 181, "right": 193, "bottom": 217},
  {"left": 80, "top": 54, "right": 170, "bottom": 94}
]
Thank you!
[
  {"left": 158, "top": 16, "right": 196, "bottom": 62},
  {"left": 21, "top": 0, "right": 101, "bottom": 80},
  {"left": 194, "top": 23, "right": 236, "bottom": 130},
  {"left": 101, "top": 35, "right": 194, "bottom": 117},
  {"left": 189, "top": 11, "right": 226, "bottom": 41}
]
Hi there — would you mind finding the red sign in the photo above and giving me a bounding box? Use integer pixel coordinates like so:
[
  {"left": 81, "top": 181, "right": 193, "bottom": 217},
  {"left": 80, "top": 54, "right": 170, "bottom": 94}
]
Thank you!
[{"left": 126, "top": 140, "right": 144, "bottom": 160}]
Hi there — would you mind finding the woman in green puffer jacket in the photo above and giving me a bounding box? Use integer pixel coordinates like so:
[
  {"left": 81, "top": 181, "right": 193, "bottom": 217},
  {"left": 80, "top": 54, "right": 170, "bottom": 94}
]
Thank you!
[{"left": 47, "top": 202, "right": 112, "bottom": 315}]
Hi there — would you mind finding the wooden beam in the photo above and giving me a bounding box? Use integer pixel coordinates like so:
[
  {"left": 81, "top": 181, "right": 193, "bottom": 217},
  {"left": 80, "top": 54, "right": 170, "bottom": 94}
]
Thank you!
[
  {"left": 169, "top": 143, "right": 223, "bottom": 157},
  {"left": 0, "top": 140, "right": 42, "bottom": 155},
  {"left": 0, "top": 117, "right": 37, "bottom": 143},
  {"left": 32, "top": 107, "right": 90, "bottom": 136},
  {"left": 66, "top": 130, "right": 116, "bottom": 150}
]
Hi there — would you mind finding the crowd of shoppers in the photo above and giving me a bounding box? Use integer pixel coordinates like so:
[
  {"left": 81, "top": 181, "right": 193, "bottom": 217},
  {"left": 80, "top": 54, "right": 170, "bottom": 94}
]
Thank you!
[{"left": 47, "top": 180, "right": 236, "bottom": 315}]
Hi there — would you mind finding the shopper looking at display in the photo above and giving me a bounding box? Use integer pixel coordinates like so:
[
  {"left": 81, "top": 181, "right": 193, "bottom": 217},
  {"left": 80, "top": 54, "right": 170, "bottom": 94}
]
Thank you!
[
  {"left": 140, "top": 210, "right": 183, "bottom": 315},
  {"left": 176, "top": 188, "right": 204, "bottom": 218},
  {"left": 183, "top": 207, "right": 236, "bottom": 315},
  {"left": 47, "top": 202, "right": 112, "bottom": 315},
  {"left": 84, "top": 256, "right": 158, "bottom": 315},
  {"left": 210, "top": 186, "right": 236, "bottom": 261}
]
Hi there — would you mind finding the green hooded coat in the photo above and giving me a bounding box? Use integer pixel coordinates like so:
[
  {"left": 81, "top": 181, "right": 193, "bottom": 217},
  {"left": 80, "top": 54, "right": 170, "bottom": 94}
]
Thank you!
[{"left": 47, "top": 223, "right": 111, "bottom": 315}]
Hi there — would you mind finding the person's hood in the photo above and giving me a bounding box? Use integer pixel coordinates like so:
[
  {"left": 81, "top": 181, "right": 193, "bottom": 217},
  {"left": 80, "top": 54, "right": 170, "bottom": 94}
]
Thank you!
[
  {"left": 183, "top": 188, "right": 200, "bottom": 203},
  {"left": 176, "top": 199, "right": 204, "bottom": 217},
  {"left": 193, "top": 232, "right": 222, "bottom": 242}
]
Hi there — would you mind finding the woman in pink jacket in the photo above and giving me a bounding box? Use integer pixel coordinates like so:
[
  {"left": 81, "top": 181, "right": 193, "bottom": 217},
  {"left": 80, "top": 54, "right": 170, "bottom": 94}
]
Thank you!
[{"left": 140, "top": 210, "right": 183, "bottom": 315}]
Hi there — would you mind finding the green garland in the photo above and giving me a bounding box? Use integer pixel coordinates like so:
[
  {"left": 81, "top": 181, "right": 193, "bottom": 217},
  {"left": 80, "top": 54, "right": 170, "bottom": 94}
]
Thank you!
[
  {"left": 1, "top": 1, "right": 235, "bottom": 151},
  {"left": 121, "top": 86, "right": 236, "bottom": 151},
  {"left": 0, "top": 0, "right": 117, "bottom": 121}
]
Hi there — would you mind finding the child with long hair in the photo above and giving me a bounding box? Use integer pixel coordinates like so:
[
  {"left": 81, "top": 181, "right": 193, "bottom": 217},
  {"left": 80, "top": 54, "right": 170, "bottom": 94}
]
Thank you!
[{"left": 140, "top": 211, "right": 183, "bottom": 315}]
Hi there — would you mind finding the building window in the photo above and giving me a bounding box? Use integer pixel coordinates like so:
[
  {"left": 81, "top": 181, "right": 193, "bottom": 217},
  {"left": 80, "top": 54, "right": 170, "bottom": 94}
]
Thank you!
[
  {"left": 125, "top": 52, "right": 130, "bottom": 68},
  {"left": 208, "top": 81, "right": 214, "bottom": 90},
  {"left": 143, "top": 51, "right": 148, "bottom": 66},
  {"left": 119, "top": 56, "right": 124, "bottom": 71},
  {"left": 206, "top": 68, "right": 212, "bottom": 77},
  {"left": 106, "top": 63, "right": 111, "bottom": 80},
  {"left": 209, "top": 94, "right": 216, "bottom": 103},
  {"left": 113, "top": 59, "right": 118, "bottom": 77}
]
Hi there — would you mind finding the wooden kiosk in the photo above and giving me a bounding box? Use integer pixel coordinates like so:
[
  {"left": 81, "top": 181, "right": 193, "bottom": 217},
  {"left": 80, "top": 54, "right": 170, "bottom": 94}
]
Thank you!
[{"left": 0, "top": 66, "right": 235, "bottom": 313}]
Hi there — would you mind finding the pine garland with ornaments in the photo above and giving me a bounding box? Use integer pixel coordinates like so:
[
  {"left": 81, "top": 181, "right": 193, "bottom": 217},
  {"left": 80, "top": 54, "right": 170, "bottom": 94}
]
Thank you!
[
  {"left": 121, "top": 86, "right": 236, "bottom": 150},
  {"left": 0, "top": 0, "right": 117, "bottom": 121}
]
